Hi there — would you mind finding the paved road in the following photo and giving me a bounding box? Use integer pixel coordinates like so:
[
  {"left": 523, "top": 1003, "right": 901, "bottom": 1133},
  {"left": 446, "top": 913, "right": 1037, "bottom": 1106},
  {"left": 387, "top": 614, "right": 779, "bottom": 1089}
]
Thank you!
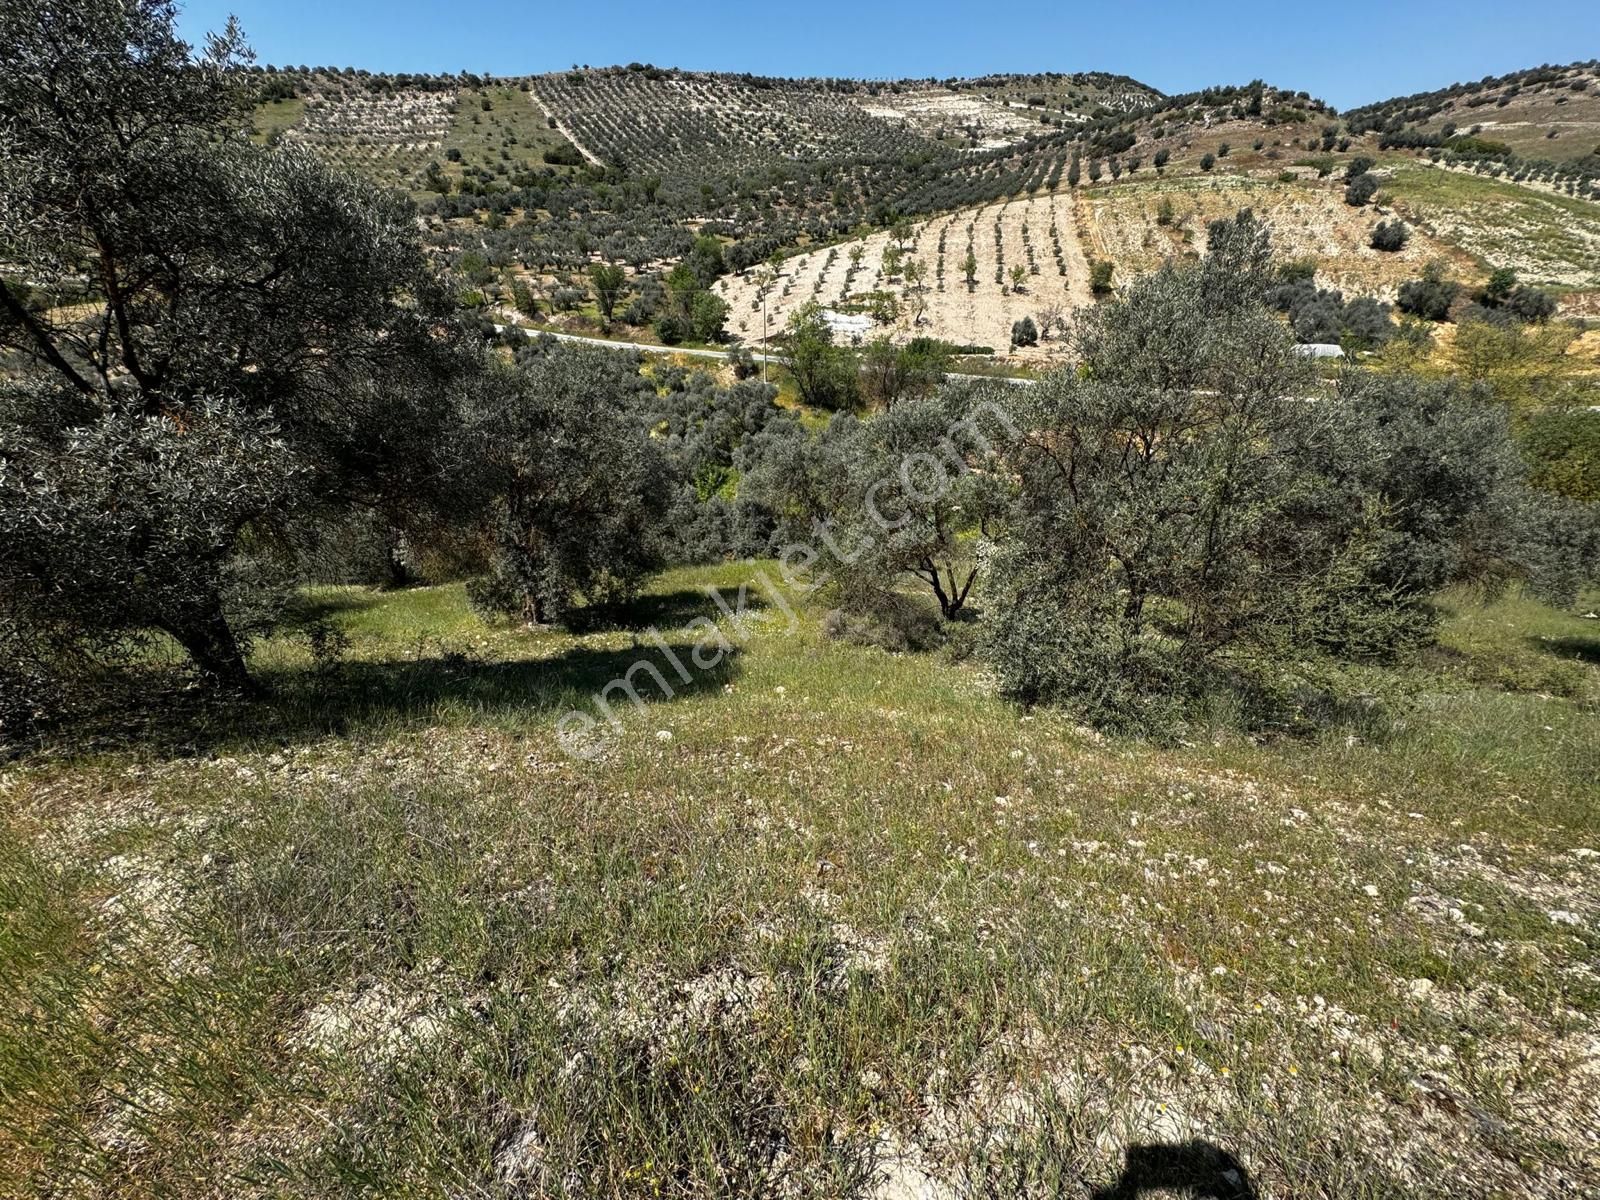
[{"left": 492, "top": 324, "right": 1037, "bottom": 385}]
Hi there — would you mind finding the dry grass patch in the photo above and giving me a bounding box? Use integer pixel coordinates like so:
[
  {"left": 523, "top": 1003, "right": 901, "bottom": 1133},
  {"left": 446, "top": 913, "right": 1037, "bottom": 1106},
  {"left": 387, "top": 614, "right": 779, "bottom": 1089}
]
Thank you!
[
  {"left": 1385, "top": 165, "right": 1600, "bottom": 291},
  {"left": 1080, "top": 175, "right": 1478, "bottom": 300}
]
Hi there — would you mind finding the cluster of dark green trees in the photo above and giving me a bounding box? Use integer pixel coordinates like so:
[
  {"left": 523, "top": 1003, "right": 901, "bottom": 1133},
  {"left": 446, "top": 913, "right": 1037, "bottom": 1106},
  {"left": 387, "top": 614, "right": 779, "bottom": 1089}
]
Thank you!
[
  {"left": 974, "top": 213, "right": 1594, "bottom": 731},
  {"left": 3, "top": 4, "right": 1595, "bottom": 744},
  {"left": 1396, "top": 262, "right": 1557, "bottom": 326}
]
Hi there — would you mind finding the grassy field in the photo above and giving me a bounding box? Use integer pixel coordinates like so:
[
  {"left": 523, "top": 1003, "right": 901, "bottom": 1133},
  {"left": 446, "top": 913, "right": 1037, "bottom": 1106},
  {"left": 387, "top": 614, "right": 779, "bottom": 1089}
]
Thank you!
[
  {"left": 249, "top": 96, "right": 306, "bottom": 145},
  {"left": 439, "top": 86, "right": 583, "bottom": 192},
  {"left": 2, "top": 566, "right": 1598, "bottom": 1197},
  {"left": 1384, "top": 165, "right": 1600, "bottom": 291}
]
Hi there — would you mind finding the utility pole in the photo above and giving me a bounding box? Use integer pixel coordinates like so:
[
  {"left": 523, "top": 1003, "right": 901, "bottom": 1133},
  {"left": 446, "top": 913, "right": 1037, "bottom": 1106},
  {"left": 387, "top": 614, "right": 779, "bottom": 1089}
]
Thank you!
[{"left": 756, "top": 264, "right": 778, "bottom": 386}]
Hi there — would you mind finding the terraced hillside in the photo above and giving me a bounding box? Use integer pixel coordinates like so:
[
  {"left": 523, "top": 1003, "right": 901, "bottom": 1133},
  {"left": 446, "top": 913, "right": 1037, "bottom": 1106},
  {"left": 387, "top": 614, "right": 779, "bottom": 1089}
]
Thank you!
[
  {"left": 1383, "top": 164, "right": 1600, "bottom": 291},
  {"left": 1076, "top": 173, "right": 1477, "bottom": 298},
  {"left": 528, "top": 70, "right": 941, "bottom": 175},
  {"left": 862, "top": 72, "right": 1161, "bottom": 149},
  {"left": 717, "top": 192, "right": 1094, "bottom": 360},
  {"left": 245, "top": 62, "right": 1600, "bottom": 357},
  {"left": 250, "top": 70, "right": 467, "bottom": 189},
  {"left": 953, "top": 70, "right": 1161, "bottom": 118}
]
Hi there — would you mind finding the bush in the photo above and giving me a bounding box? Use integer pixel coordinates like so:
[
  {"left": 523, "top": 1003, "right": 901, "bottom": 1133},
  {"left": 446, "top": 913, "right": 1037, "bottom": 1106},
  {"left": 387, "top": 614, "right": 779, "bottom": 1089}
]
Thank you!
[
  {"left": 822, "top": 596, "right": 945, "bottom": 653},
  {"left": 1089, "top": 260, "right": 1115, "bottom": 295},
  {"left": 1520, "top": 409, "right": 1600, "bottom": 502},
  {"left": 1397, "top": 262, "right": 1461, "bottom": 321},
  {"left": 542, "top": 142, "right": 584, "bottom": 167},
  {"left": 1505, "top": 286, "right": 1557, "bottom": 323},
  {"left": 1010, "top": 316, "right": 1039, "bottom": 347},
  {"left": 1370, "top": 220, "right": 1409, "bottom": 252},
  {"left": 654, "top": 313, "right": 687, "bottom": 344},
  {"left": 1344, "top": 173, "right": 1379, "bottom": 206}
]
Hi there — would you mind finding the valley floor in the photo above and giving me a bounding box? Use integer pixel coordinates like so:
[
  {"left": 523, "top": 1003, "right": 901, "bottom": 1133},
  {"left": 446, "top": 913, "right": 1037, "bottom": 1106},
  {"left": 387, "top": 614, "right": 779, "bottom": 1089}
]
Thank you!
[{"left": 3, "top": 565, "right": 1598, "bottom": 1197}]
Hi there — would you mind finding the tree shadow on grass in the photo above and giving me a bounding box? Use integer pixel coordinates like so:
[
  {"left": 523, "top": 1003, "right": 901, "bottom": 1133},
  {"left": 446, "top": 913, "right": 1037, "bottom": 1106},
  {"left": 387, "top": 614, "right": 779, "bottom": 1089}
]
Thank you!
[
  {"left": 1090, "top": 1140, "right": 1258, "bottom": 1200},
  {"left": 1527, "top": 634, "right": 1600, "bottom": 667},
  {"left": 288, "top": 588, "right": 391, "bottom": 623},
  {"left": 28, "top": 641, "right": 740, "bottom": 761},
  {"left": 567, "top": 587, "right": 769, "bottom": 634}
]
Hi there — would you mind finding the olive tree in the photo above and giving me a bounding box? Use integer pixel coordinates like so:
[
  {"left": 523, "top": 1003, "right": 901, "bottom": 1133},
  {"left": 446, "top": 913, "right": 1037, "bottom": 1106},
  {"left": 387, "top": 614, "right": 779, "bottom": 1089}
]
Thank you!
[
  {"left": 0, "top": 0, "right": 470, "bottom": 694},
  {"left": 589, "top": 261, "right": 628, "bottom": 323},
  {"left": 747, "top": 388, "right": 1013, "bottom": 625},
  {"left": 777, "top": 302, "right": 859, "bottom": 410},
  {"left": 457, "top": 346, "right": 671, "bottom": 626},
  {"left": 981, "top": 211, "right": 1593, "bottom": 734}
]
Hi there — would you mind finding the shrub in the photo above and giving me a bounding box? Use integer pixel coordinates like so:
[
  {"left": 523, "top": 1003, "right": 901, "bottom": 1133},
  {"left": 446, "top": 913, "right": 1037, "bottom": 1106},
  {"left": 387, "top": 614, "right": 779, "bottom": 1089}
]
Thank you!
[
  {"left": 1089, "top": 259, "right": 1115, "bottom": 295},
  {"left": 1397, "top": 262, "right": 1461, "bottom": 320},
  {"left": 1370, "top": 220, "right": 1409, "bottom": 251},
  {"left": 1010, "top": 316, "right": 1039, "bottom": 347},
  {"left": 1344, "top": 173, "right": 1379, "bottom": 206},
  {"left": 822, "top": 597, "right": 944, "bottom": 653},
  {"left": 541, "top": 142, "right": 584, "bottom": 167},
  {"left": 1520, "top": 409, "right": 1600, "bottom": 502},
  {"left": 654, "top": 313, "right": 687, "bottom": 344},
  {"left": 858, "top": 337, "right": 951, "bottom": 409},
  {"left": 1340, "top": 296, "right": 1395, "bottom": 350},
  {"left": 1505, "top": 286, "right": 1557, "bottom": 323}
]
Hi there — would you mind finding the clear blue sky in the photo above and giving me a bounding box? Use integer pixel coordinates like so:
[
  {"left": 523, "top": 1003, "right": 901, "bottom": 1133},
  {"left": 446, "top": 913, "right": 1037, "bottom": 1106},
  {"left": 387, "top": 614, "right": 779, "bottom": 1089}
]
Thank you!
[{"left": 176, "top": 0, "right": 1598, "bottom": 111}]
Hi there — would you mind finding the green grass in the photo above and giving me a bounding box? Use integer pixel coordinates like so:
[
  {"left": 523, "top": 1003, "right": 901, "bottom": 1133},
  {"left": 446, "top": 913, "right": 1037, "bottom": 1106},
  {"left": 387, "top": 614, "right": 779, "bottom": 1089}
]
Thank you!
[
  {"left": 437, "top": 86, "right": 582, "bottom": 193},
  {"left": 1384, "top": 164, "right": 1600, "bottom": 288},
  {"left": 3, "top": 568, "right": 1598, "bottom": 1197},
  {"left": 249, "top": 96, "right": 305, "bottom": 145}
]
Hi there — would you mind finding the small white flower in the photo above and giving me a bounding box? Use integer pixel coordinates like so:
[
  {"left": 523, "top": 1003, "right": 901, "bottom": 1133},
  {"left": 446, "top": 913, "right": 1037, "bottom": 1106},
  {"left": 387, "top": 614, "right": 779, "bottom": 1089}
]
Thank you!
[
  {"left": 1362, "top": 884, "right": 1379, "bottom": 898},
  {"left": 655, "top": 730, "right": 673, "bottom": 742}
]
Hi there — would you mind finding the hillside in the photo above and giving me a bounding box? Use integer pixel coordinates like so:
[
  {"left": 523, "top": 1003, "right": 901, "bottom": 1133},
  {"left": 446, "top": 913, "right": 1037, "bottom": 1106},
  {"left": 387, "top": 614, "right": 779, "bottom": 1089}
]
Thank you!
[
  {"left": 244, "top": 62, "right": 1600, "bottom": 355},
  {"left": 9, "top": 13, "right": 1600, "bottom": 1199},
  {"left": 10, "top": 570, "right": 1600, "bottom": 1197},
  {"left": 1345, "top": 60, "right": 1600, "bottom": 166}
]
